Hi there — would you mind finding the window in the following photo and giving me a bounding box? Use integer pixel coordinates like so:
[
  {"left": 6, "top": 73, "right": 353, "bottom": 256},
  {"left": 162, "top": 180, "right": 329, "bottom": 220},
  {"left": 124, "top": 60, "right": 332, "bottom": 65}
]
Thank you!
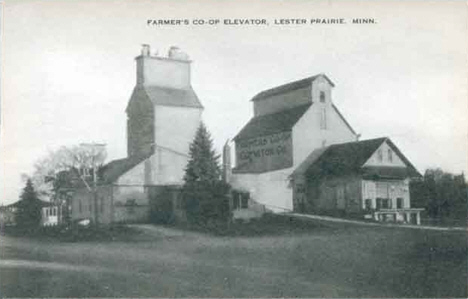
[
  {"left": 397, "top": 198, "right": 403, "bottom": 209},
  {"left": 46, "top": 209, "right": 49, "bottom": 217},
  {"left": 125, "top": 199, "right": 136, "bottom": 215},
  {"left": 319, "top": 91, "right": 326, "bottom": 103},
  {"left": 364, "top": 199, "right": 372, "bottom": 211},
  {"left": 381, "top": 198, "right": 391, "bottom": 209},
  {"left": 377, "top": 149, "right": 383, "bottom": 162},
  {"left": 241, "top": 193, "right": 249, "bottom": 209},
  {"left": 232, "top": 192, "right": 249, "bottom": 210},
  {"left": 320, "top": 108, "right": 327, "bottom": 130},
  {"left": 388, "top": 149, "right": 393, "bottom": 162},
  {"left": 233, "top": 193, "right": 239, "bottom": 209},
  {"left": 376, "top": 198, "right": 382, "bottom": 210}
]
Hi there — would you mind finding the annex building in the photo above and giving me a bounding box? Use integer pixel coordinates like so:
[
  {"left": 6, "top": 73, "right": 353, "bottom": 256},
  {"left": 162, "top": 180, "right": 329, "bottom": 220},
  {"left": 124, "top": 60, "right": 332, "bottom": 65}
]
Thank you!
[{"left": 228, "top": 74, "right": 423, "bottom": 224}]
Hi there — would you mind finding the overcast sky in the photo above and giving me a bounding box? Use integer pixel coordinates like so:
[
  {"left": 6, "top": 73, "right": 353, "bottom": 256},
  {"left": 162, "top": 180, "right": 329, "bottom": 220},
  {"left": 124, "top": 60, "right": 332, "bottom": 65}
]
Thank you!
[{"left": 1, "top": 0, "right": 467, "bottom": 205}]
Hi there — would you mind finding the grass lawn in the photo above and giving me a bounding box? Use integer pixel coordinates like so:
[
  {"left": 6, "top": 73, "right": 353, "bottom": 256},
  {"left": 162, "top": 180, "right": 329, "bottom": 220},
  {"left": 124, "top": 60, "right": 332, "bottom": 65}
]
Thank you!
[
  {"left": 0, "top": 215, "right": 466, "bottom": 298},
  {"left": 2, "top": 223, "right": 142, "bottom": 242}
]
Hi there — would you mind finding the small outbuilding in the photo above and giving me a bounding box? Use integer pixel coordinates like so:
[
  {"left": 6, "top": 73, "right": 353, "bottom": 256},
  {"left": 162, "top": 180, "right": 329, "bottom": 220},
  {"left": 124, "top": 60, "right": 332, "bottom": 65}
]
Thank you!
[{"left": 291, "top": 137, "right": 423, "bottom": 224}]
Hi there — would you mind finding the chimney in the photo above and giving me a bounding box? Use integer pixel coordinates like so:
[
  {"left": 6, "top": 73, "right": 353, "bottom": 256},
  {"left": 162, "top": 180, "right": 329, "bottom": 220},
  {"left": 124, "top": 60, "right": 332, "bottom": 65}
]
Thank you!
[
  {"left": 222, "top": 140, "right": 232, "bottom": 183},
  {"left": 136, "top": 44, "right": 191, "bottom": 89}
]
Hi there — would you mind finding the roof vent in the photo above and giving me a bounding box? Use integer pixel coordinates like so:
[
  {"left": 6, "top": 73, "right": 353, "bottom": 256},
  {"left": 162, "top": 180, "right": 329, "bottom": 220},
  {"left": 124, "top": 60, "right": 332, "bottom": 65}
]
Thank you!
[
  {"left": 168, "top": 46, "right": 189, "bottom": 60},
  {"left": 141, "top": 44, "right": 150, "bottom": 56}
]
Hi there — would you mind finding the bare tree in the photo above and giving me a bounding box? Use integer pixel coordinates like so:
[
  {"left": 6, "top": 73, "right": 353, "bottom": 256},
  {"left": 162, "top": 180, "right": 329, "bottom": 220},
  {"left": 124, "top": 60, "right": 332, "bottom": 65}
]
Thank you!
[
  {"left": 25, "top": 144, "right": 107, "bottom": 202},
  {"left": 23, "top": 144, "right": 107, "bottom": 225}
]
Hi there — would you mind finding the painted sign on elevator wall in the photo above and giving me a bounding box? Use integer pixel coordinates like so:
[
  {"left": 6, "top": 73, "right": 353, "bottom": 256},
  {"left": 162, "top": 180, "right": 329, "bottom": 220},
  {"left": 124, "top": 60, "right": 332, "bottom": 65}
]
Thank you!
[{"left": 235, "top": 131, "right": 293, "bottom": 173}]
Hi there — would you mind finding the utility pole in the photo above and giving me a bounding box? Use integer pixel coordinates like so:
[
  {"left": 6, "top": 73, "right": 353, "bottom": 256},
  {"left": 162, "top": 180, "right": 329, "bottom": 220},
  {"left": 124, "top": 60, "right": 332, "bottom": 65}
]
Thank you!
[{"left": 80, "top": 143, "right": 106, "bottom": 225}]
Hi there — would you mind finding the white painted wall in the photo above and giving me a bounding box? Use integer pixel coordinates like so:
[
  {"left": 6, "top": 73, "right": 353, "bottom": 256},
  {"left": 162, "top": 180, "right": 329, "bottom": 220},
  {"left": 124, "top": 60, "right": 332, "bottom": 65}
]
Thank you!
[
  {"left": 154, "top": 105, "right": 202, "bottom": 156},
  {"left": 311, "top": 75, "right": 333, "bottom": 104},
  {"left": 292, "top": 77, "right": 357, "bottom": 167},
  {"left": 117, "top": 160, "right": 146, "bottom": 186},
  {"left": 117, "top": 145, "right": 190, "bottom": 188},
  {"left": 363, "top": 141, "right": 406, "bottom": 167},
  {"left": 361, "top": 179, "right": 410, "bottom": 209},
  {"left": 230, "top": 167, "right": 293, "bottom": 212},
  {"left": 42, "top": 207, "right": 58, "bottom": 226},
  {"left": 137, "top": 56, "right": 191, "bottom": 89},
  {"left": 150, "top": 148, "right": 188, "bottom": 185}
]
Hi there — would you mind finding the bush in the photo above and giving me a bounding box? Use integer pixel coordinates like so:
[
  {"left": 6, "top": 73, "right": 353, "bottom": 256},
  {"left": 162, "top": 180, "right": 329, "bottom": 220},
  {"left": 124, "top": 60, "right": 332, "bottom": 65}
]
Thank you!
[
  {"left": 150, "top": 192, "right": 175, "bottom": 224},
  {"left": 182, "top": 180, "right": 231, "bottom": 225}
]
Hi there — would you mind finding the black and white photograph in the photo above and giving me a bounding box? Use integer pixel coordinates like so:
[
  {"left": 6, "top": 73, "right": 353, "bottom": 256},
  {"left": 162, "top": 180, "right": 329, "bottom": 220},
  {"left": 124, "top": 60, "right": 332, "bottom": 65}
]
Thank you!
[{"left": 0, "top": 0, "right": 467, "bottom": 297}]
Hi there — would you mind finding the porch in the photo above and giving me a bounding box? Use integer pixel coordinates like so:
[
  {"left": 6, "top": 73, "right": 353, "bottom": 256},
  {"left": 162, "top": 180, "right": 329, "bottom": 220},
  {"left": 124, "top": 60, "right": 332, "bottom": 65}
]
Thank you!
[{"left": 371, "top": 208, "right": 424, "bottom": 225}]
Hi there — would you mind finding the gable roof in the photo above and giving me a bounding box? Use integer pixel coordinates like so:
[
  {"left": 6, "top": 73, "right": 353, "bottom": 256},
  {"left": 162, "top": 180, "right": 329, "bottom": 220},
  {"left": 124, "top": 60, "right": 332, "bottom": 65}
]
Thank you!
[
  {"left": 2, "top": 199, "right": 57, "bottom": 209},
  {"left": 382, "top": 139, "right": 422, "bottom": 178},
  {"left": 234, "top": 103, "right": 311, "bottom": 140},
  {"left": 99, "top": 153, "right": 151, "bottom": 184},
  {"left": 252, "top": 74, "right": 335, "bottom": 102},
  {"left": 292, "top": 137, "right": 421, "bottom": 179},
  {"left": 126, "top": 85, "right": 203, "bottom": 111}
]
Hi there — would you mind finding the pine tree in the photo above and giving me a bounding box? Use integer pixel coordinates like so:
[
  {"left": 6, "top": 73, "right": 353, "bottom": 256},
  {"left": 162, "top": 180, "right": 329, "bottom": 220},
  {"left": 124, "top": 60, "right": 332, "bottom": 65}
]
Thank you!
[
  {"left": 182, "top": 123, "right": 230, "bottom": 225},
  {"left": 15, "top": 179, "right": 43, "bottom": 230},
  {"left": 184, "top": 122, "right": 221, "bottom": 183}
]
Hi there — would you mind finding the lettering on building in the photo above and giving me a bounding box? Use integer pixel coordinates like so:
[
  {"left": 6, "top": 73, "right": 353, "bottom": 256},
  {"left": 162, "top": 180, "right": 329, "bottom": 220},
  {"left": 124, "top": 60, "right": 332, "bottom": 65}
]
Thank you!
[{"left": 235, "top": 131, "right": 293, "bottom": 173}]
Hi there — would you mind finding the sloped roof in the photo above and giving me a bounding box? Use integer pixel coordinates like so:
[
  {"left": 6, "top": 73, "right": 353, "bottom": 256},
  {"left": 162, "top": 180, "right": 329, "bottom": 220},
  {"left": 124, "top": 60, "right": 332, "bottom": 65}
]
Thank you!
[
  {"left": 252, "top": 74, "right": 335, "bottom": 101},
  {"left": 332, "top": 104, "right": 356, "bottom": 135},
  {"left": 99, "top": 154, "right": 151, "bottom": 184},
  {"left": 292, "top": 147, "right": 329, "bottom": 177},
  {"left": 234, "top": 104, "right": 311, "bottom": 140},
  {"left": 2, "top": 199, "right": 57, "bottom": 209},
  {"left": 39, "top": 200, "right": 56, "bottom": 207},
  {"left": 293, "top": 137, "right": 421, "bottom": 179},
  {"left": 1, "top": 201, "right": 20, "bottom": 209},
  {"left": 126, "top": 85, "right": 203, "bottom": 111}
]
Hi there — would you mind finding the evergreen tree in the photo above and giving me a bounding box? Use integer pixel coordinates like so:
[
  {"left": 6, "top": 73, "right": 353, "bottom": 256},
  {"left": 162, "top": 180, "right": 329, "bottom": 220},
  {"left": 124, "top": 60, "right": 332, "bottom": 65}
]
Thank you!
[
  {"left": 182, "top": 123, "right": 230, "bottom": 225},
  {"left": 184, "top": 122, "right": 221, "bottom": 183},
  {"left": 15, "top": 179, "right": 42, "bottom": 230}
]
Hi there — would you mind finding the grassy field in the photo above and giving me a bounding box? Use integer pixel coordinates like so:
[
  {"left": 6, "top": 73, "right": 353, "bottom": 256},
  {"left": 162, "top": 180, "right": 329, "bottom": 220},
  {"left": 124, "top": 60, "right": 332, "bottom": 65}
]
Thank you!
[{"left": 0, "top": 215, "right": 466, "bottom": 298}]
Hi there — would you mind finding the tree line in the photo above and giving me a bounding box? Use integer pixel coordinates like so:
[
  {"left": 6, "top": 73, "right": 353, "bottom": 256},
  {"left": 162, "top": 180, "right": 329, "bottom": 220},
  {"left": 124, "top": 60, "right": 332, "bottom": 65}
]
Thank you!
[{"left": 410, "top": 168, "right": 467, "bottom": 223}]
